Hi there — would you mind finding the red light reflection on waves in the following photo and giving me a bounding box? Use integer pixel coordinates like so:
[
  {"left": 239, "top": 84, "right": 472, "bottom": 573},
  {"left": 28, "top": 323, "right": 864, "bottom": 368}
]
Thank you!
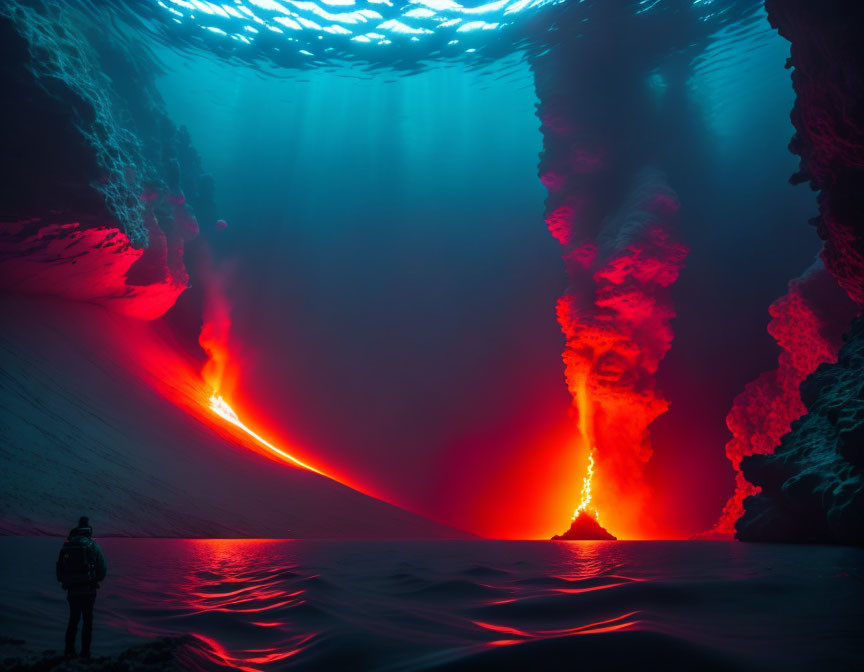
[
  {"left": 174, "top": 540, "right": 318, "bottom": 671},
  {"left": 474, "top": 610, "right": 640, "bottom": 648}
]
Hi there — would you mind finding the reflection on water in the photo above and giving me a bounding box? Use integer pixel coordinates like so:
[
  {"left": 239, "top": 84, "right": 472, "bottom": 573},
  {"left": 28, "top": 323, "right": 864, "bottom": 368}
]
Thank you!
[{"left": 1, "top": 539, "right": 862, "bottom": 670}]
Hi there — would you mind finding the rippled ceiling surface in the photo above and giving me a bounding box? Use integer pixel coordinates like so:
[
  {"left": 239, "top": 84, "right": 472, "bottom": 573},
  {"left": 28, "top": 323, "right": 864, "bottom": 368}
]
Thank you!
[
  {"left": 157, "top": 0, "right": 563, "bottom": 53},
  {"left": 133, "top": 0, "right": 761, "bottom": 70}
]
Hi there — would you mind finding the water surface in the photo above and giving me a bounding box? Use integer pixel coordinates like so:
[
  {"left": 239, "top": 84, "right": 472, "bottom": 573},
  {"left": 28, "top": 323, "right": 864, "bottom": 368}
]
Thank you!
[{"left": 2, "top": 539, "right": 862, "bottom": 670}]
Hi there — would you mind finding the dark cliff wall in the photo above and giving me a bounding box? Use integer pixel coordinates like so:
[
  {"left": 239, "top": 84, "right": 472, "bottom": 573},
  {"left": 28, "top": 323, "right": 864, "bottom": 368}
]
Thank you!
[
  {"left": 736, "top": 0, "right": 864, "bottom": 545},
  {"left": 0, "top": 1, "right": 216, "bottom": 320},
  {"left": 738, "top": 316, "right": 864, "bottom": 544}
]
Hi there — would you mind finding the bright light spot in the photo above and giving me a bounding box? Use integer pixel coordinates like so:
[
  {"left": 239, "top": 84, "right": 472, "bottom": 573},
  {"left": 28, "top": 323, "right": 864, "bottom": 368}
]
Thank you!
[
  {"left": 377, "top": 19, "right": 432, "bottom": 34},
  {"left": 461, "top": 0, "right": 509, "bottom": 15},
  {"left": 403, "top": 8, "right": 436, "bottom": 18},
  {"left": 248, "top": 0, "right": 292, "bottom": 11},
  {"left": 222, "top": 5, "right": 245, "bottom": 19},
  {"left": 154, "top": 0, "right": 568, "bottom": 53},
  {"left": 323, "top": 23, "right": 352, "bottom": 34},
  {"left": 274, "top": 15, "right": 302, "bottom": 29},
  {"left": 572, "top": 451, "right": 597, "bottom": 521},
  {"left": 456, "top": 20, "right": 487, "bottom": 31},
  {"left": 297, "top": 16, "right": 323, "bottom": 29},
  {"left": 209, "top": 394, "right": 325, "bottom": 475}
]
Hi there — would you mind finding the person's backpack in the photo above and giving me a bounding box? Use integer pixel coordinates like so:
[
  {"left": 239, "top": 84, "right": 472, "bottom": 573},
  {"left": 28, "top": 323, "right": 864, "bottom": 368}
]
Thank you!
[{"left": 57, "top": 536, "right": 97, "bottom": 587}]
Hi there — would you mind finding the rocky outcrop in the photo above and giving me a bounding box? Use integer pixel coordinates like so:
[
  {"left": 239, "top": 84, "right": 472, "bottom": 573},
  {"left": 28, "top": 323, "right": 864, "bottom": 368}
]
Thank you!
[
  {"left": 733, "top": 1, "right": 864, "bottom": 545},
  {"left": 552, "top": 512, "right": 617, "bottom": 541},
  {"left": 0, "top": 1, "right": 217, "bottom": 320},
  {"left": 764, "top": 0, "right": 864, "bottom": 305},
  {"left": 737, "top": 317, "right": 864, "bottom": 545},
  {"left": 709, "top": 262, "right": 856, "bottom": 535}
]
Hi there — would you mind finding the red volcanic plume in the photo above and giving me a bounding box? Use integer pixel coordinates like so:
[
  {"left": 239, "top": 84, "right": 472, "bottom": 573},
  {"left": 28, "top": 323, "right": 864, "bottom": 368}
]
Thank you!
[
  {"left": 709, "top": 261, "right": 857, "bottom": 535},
  {"left": 554, "top": 169, "right": 687, "bottom": 539},
  {"left": 199, "top": 267, "right": 233, "bottom": 397},
  {"left": 195, "top": 260, "right": 332, "bottom": 477}
]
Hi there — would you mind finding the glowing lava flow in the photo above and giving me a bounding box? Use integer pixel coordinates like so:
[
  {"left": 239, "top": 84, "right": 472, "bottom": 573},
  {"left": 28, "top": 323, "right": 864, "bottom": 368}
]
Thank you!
[
  {"left": 571, "top": 378, "right": 601, "bottom": 523},
  {"left": 572, "top": 451, "right": 597, "bottom": 522},
  {"left": 208, "top": 394, "right": 325, "bottom": 476}
]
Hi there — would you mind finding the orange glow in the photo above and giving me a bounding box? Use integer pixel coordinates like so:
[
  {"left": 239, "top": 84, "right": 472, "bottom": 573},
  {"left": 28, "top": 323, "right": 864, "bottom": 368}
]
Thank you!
[
  {"left": 191, "top": 263, "right": 399, "bottom": 504},
  {"left": 208, "top": 393, "right": 325, "bottom": 476},
  {"left": 572, "top": 450, "right": 597, "bottom": 521},
  {"left": 570, "top": 378, "right": 602, "bottom": 525}
]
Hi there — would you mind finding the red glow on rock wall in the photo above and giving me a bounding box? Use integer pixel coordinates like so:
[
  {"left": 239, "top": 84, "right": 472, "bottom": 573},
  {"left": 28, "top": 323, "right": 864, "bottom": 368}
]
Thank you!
[
  {"left": 0, "top": 221, "right": 188, "bottom": 320},
  {"left": 709, "top": 263, "right": 856, "bottom": 534}
]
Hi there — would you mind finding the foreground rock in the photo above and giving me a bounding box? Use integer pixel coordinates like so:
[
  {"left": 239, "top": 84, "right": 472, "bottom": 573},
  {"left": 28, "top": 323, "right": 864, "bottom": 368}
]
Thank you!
[
  {"left": 737, "top": 317, "right": 864, "bottom": 545},
  {"left": 552, "top": 512, "right": 617, "bottom": 541},
  {"left": 734, "top": 0, "right": 864, "bottom": 546},
  {"left": 0, "top": 636, "right": 192, "bottom": 672}
]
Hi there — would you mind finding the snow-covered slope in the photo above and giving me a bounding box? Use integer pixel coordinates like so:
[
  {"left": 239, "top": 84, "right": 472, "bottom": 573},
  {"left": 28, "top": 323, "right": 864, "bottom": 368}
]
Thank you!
[{"left": 0, "top": 294, "right": 468, "bottom": 538}]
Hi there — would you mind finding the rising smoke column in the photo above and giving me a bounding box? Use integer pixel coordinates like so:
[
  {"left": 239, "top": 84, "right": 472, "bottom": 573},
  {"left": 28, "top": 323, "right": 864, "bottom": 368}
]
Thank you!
[
  {"left": 709, "top": 265, "right": 857, "bottom": 536},
  {"left": 534, "top": 36, "right": 689, "bottom": 538},
  {"left": 198, "top": 257, "right": 234, "bottom": 398},
  {"left": 553, "top": 170, "right": 687, "bottom": 537}
]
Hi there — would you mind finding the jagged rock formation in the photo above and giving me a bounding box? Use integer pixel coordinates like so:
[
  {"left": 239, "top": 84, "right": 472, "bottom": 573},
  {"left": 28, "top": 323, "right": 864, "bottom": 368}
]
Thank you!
[
  {"left": 737, "top": 317, "right": 864, "bottom": 544},
  {"left": 552, "top": 512, "right": 617, "bottom": 541},
  {"left": 765, "top": 0, "right": 864, "bottom": 305},
  {"left": 735, "top": 1, "right": 864, "bottom": 545},
  {"left": 709, "top": 262, "right": 856, "bottom": 535},
  {"left": 0, "top": 1, "right": 217, "bottom": 320}
]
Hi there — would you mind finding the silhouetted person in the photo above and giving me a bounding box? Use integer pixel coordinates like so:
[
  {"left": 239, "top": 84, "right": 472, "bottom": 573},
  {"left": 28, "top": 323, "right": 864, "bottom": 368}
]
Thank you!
[{"left": 56, "top": 516, "right": 107, "bottom": 659}]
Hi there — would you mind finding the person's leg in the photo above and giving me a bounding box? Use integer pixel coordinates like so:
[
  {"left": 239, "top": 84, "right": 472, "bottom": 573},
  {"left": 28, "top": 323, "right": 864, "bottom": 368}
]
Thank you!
[
  {"left": 65, "top": 596, "right": 81, "bottom": 656},
  {"left": 80, "top": 595, "right": 96, "bottom": 657}
]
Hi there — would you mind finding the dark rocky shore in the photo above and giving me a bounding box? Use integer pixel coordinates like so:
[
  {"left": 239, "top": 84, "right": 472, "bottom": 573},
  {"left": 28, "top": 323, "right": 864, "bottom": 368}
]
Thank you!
[{"left": 0, "top": 635, "right": 194, "bottom": 672}]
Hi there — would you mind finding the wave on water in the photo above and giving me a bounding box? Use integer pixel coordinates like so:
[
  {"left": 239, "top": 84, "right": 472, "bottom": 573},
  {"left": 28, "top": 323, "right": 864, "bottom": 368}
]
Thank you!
[{"left": 1, "top": 539, "right": 862, "bottom": 671}]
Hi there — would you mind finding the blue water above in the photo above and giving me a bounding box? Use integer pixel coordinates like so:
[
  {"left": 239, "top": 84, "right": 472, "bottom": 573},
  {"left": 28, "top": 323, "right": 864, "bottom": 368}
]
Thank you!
[
  {"left": 2, "top": 539, "right": 862, "bottom": 670},
  {"left": 100, "top": 0, "right": 765, "bottom": 72}
]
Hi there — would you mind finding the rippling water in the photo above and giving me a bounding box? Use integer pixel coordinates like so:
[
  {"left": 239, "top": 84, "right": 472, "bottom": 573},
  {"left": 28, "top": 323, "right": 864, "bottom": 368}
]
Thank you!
[{"left": 2, "top": 539, "right": 862, "bottom": 670}]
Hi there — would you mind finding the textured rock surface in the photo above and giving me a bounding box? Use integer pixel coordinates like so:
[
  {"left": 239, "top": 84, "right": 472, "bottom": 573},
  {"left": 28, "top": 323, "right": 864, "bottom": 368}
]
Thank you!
[
  {"left": 764, "top": 0, "right": 864, "bottom": 305},
  {"left": 0, "top": 1, "right": 216, "bottom": 320},
  {"left": 708, "top": 262, "right": 856, "bottom": 535},
  {"left": 737, "top": 317, "right": 864, "bottom": 545},
  {"left": 733, "top": 1, "right": 864, "bottom": 545},
  {"left": 0, "top": 635, "right": 193, "bottom": 672},
  {"left": 552, "top": 512, "right": 617, "bottom": 541}
]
